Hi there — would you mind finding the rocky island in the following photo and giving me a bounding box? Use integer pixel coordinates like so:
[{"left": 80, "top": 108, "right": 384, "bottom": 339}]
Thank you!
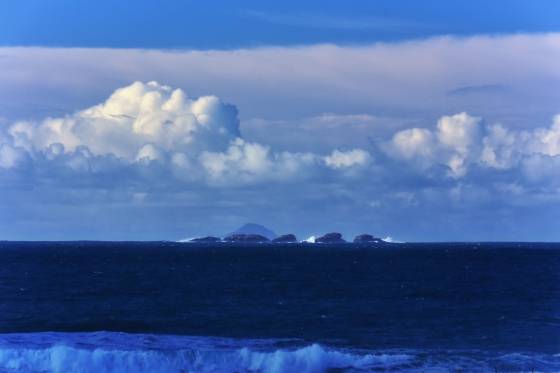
[
  {"left": 353, "top": 234, "right": 385, "bottom": 243},
  {"left": 186, "top": 224, "right": 388, "bottom": 245},
  {"left": 272, "top": 234, "right": 298, "bottom": 243},
  {"left": 315, "top": 232, "right": 347, "bottom": 243},
  {"left": 189, "top": 236, "right": 222, "bottom": 243},
  {"left": 223, "top": 234, "right": 271, "bottom": 243}
]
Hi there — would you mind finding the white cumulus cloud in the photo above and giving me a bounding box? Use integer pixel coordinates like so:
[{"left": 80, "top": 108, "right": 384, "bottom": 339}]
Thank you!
[
  {"left": 325, "top": 149, "right": 370, "bottom": 169},
  {"left": 198, "top": 138, "right": 323, "bottom": 184},
  {"left": 0, "top": 143, "right": 28, "bottom": 169},
  {"left": 7, "top": 81, "right": 240, "bottom": 159},
  {"left": 388, "top": 113, "right": 482, "bottom": 177},
  {"left": 0, "top": 82, "right": 371, "bottom": 185},
  {"left": 386, "top": 112, "right": 560, "bottom": 179}
]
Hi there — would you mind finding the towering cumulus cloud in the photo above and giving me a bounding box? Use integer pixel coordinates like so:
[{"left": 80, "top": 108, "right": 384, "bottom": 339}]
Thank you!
[
  {"left": 7, "top": 82, "right": 241, "bottom": 159},
  {"left": 0, "top": 82, "right": 369, "bottom": 184}
]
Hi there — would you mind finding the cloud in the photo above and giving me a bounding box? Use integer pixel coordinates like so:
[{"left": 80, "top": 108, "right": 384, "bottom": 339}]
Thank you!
[
  {"left": 0, "top": 143, "right": 29, "bottom": 169},
  {"left": 0, "top": 82, "right": 370, "bottom": 188},
  {"left": 135, "top": 143, "right": 165, "bottom": 164},
  {"left": 446, "top": 84, "right": 511, "bottom": 96},
  {"left": 242, "top": 113, "right": 402, "bottom": 155},
  {"left": 3, "top": 83, "right": 560, "bottom": 202},
  {"left": 387, "top": 113, "right": 482, "bottom": 177},
  {"left": 1, "top": 33, "right": 559, "bottom": 127},
  {"left": 198, "top": 138, "right": 321, "bottom": 185},
  {"left": 325, "top": 149, "right": 370, "bottom": 169},
  {"left": 8, "top": 81, "right": 241, "bottom": 159},
  {"left": 1, "top": 32, "right": 560, "bottom": 240},
  {"left": 385, "top": 113, "right": 560, "bottom": 179}
]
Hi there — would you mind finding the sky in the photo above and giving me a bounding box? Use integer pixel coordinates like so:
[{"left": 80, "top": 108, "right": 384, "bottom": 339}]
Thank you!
[{"left": 1, "top": 1, "right": 560, "bottom": 241}]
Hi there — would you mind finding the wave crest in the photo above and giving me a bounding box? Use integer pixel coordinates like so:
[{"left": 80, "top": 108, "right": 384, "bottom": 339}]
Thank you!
[{"left": 0, "top": 343, "right": 410, "bottom": 373}]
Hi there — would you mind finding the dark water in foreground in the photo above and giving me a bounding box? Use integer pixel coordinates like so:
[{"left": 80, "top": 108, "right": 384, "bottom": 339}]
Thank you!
[{"left": 0, "top": 241, "right": 558, "bottom": 372}]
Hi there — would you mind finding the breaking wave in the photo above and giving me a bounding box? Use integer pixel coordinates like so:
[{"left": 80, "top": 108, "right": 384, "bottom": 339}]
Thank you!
[
  {"left": 0, "top": 342, "right": 408, "bottom": 373},
  {"left": 1, "top": 332, "right": 558, "bottom": 373}
]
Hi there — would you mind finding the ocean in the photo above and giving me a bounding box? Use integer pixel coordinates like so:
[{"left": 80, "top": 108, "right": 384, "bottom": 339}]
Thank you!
[{"left": 0, "top": 241, "right": 558, "bottom": 373}]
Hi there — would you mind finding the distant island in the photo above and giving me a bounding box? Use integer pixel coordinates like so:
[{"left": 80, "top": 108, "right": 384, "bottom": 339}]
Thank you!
[
  {"left": 315, "top": 232, "right": 346, "bottom": 243},
  {"left": 224, "top": 234, "right": 270, "bottom": 243},
  {"left": 187, "top": 223, "right": 386, "bottom": 244},
  {"left": 224, "top": 223, "right": 277, "bottom": 240},
  {"left": 272, "top": 234, "right": 298, "bottom": 243},
  {"left": 189, "top": 236, "right": 222, "bottom": 243}
]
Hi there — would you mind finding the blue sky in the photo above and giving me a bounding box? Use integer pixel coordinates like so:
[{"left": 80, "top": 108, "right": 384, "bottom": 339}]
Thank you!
[
  {"left": 1, "top": 1, "right": 560, "bottom": 241},
  {"left": 2, "top": 0, "right": 560, "bottom": 49}
]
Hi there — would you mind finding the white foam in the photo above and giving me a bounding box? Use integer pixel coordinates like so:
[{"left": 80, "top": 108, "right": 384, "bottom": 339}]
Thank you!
[
  {"left": 0, "top": 343, "right": 410, "bottom": 373},
  {"left": 177, "top": 238, "right": 197, "bottom": 242},
  {"left": 3, "top": 332, "right": 557, "bottom": 373},
  {"left": 301, "top": 236, "right": 315, "bottom": 243},
  {"left": 383, "top": 236, "right": 405, "bottom": 243}
]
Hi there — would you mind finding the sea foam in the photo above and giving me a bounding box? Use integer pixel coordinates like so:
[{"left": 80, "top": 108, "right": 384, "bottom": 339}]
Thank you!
[{"left": 0, "top": 343, "right": 410, "bottom": 373}]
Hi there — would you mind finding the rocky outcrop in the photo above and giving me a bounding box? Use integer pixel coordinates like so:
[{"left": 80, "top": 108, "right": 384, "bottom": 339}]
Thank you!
[
  {"left": 272, "top": 234, "right": 297, "bottom": 243},
  {"left": 353, "top": 234, "right": 384, "bottom": 243},
  {"left": 223, "top": 234, "right": 271, "bottom": 243},
  {"left": 315, "top": 232, "right": 346, "bottom": 243},
  {"left": 189, "top": 236, "right": 222, "bottom": 243}
]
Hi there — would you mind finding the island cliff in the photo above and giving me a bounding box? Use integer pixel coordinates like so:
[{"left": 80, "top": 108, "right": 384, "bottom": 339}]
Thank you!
[{"left": 315, "top": 232, "right": 346, "bottom": 243}]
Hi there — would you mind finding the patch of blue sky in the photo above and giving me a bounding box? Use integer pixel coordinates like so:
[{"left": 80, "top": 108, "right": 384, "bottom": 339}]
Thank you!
[{"left": 0, "top": 0, "right": 559, "bottom": 49}]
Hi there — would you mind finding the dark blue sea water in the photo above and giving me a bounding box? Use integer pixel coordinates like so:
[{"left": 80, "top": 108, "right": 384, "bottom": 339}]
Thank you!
[{"left": 0, "top": 241, "right": 558, "bottom": 373}]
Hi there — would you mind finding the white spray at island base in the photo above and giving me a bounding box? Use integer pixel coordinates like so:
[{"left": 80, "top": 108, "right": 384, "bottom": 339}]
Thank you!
[{"left": 176, "top": 232, "right": 396, "bottom": 244}]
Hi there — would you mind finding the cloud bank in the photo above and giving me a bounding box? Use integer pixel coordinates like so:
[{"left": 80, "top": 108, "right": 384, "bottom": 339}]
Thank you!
[
  {"left": 1, "top": 33, "right": 559, "bottom": 129},
  {"left": 1, "top": 33, "right": 560, "bottom": 241},
  {"left": 14, "top": 81, "right": 560, "bottom": 189},
  {"left": 2, "top": 81, "right": 560, "bottom": 241},
  {"left": 1, "top": 82, "right": 368, "bottom": 187}
]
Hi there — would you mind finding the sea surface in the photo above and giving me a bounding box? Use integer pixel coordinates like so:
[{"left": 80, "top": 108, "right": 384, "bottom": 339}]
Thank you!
[{"left": 0, "top": 241, "right": 559, "bottom": 373}]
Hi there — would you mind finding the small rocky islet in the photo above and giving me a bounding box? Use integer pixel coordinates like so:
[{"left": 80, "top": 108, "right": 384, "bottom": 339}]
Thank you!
[
  {"left": 315, "top": 232, "right": 346, "bottom": 243},
  {"left": 352, "top": 234, "right": 385, "bottom": 243},
  {"left": 223, "top": 234, "right": 270, "bottom": 243},
  {"left": 272, "top": 234, "right": 298, "bottom": 243},
  {"left": 189, "top": 236, "right": 222, "bottom": 243},
  {"left": 188, "top": 230, "right": 385, "bottom": 244}
]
